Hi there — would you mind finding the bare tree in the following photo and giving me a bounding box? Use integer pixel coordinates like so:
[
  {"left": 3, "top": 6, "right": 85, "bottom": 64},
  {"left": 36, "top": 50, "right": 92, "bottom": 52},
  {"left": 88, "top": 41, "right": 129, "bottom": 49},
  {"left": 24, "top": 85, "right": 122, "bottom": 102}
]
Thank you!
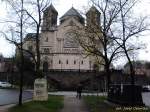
[
  {"left": 72, "top": 0, "right": 149, "bottom": 91},
  {"left": 72, "top": 0, "right": 128, "bottom": 89},
  {"left": 1, "top": 0, "right": 52, "bottom": 105},
  {"left": 1, "top": 0, "right": 25, "bottom": 106},
  {"left": 109, "top": 0, "right": 150, "bottom": 105},
  {"left": 3, "top": 0, "right": 52, "bottom": 77},
  {"left": 115, "top": 0, "right": 149, "bottom": 85},
  {"left": 24, "top": 0, "right": 51, "bottom": 77}
]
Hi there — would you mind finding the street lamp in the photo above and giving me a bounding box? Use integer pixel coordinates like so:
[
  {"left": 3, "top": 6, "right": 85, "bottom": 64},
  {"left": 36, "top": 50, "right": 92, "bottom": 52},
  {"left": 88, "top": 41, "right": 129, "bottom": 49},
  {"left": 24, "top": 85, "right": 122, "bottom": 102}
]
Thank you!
[
  {"left": 79, "top": 60, "right": 80, "bottom": 73},
  {"left": 61, "top": 61, "right": 63, "bottom": 71}
]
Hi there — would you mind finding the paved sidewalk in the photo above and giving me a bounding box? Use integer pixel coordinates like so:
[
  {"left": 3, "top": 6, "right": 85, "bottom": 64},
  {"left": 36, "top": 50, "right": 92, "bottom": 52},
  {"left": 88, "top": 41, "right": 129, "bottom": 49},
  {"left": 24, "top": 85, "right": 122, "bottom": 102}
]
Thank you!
[
  {"left": 142, "top": 92, "right": 150, "bottom": 107},
  {"left": 0, "top": 104, "right": 15, "bottom": 112},
  {"left": 0, "top": 108, "right": 7, "bottom": 112},
  {"left": 48, "top": 91, "right": 107, "bottom": 96},
  {"left": 60, "top": 96, "right": 89, "bottom": 112},
  {"left": 0, "top": 100, "right": 32, "bottom": 112}
]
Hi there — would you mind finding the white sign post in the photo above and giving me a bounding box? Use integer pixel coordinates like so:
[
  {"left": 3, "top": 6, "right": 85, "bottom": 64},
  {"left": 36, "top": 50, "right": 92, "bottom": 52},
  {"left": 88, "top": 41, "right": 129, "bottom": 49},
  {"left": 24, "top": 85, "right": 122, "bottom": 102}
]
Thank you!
[{"left": 33, "top": 78, "right": 48, "bottom": 101}]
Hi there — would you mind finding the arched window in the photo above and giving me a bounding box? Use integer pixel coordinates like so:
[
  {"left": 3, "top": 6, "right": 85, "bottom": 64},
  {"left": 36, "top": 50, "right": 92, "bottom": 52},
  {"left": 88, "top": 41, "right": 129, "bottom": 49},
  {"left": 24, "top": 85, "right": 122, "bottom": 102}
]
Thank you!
[
  {"left": 45, "top": 37, "right": 48, "bottom": 42},
  {"left": 66, "top": 60, "right": 68, "bottom": 64},
  {"left": 43, "top": 61, "right": 48, "bottom": 72},
  {"left": 59, "top": 60, "right": 61, "bottom": 64},
  {"left": 74, "top": 60, "right": 76, "bottom": 64},
  {"left": 44, "top": 48, "right": 49, "bottom": 53},
  {"left": 50, "top": 60, "right": 53, "bottom": 64},
  {"left": 28, "top": 46, "right": 33, "bottom": 51},
  {"left": 63, "top": 33, "right": 79, "bottom": 48},
  {"left": 81, "top": 60, "right": 83, "bottom": 65}
]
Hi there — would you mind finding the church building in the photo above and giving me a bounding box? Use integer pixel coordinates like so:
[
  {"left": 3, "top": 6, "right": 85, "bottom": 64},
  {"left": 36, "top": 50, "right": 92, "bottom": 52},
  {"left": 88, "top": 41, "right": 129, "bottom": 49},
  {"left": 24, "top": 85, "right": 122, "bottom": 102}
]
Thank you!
[{"left": 23, "top": 4, "right": 103, "bottom": 71}]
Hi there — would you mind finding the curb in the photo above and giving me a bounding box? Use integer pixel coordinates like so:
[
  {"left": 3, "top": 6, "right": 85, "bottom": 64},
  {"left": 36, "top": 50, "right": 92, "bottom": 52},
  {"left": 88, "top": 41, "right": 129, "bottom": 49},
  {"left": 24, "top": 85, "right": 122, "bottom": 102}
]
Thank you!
[
  {"left": 0, "top": 99, "right": 33, "bottom": 112},
  {"left": 0, "top": 104, "right": 16, "bottom": 112}
]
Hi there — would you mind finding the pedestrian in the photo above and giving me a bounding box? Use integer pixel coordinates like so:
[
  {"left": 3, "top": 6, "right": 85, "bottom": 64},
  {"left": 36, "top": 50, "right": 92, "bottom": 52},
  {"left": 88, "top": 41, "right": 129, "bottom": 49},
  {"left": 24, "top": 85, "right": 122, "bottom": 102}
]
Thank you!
[{"left": 76, "top": 83, "right": 82, "bottom": 99}]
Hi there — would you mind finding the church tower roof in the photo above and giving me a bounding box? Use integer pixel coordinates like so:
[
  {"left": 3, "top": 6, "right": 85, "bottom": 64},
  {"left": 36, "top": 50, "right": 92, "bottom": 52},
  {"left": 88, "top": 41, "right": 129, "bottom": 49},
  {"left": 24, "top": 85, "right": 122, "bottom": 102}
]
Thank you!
[
  {"left": 42, "top": 4, "right": 58, "bottom": 31},
  {"left": 86, "top": 6, "right": 101, "bottom": 27},
  {"left": 60, "top": 7, "right": 84, "bottom": 24},
  {"left": 88, "top": 6, "right": 100, "bottom": 13},
  {"left": 60, "top": 7, "right": 83, "bottom": 19},
  {"left": 44, "top": 3, "right": 58, "bottom": 14}
]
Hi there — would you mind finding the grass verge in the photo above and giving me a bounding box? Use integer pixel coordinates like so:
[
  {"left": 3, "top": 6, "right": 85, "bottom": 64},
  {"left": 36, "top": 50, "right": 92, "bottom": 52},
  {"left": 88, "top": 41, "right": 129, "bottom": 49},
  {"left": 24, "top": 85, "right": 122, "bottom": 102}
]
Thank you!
[
  {"left": 84, "top": 96, "right": 150, "bottom": 112},
  {"left": 8, "top": 95, "right": 64, "bottom": 112}
]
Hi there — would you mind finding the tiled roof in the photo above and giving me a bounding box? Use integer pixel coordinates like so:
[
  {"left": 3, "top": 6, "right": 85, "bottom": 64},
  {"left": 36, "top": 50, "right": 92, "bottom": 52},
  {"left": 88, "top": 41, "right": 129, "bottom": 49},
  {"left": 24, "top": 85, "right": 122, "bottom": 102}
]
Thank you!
[
  {"left": 60, "top": 7, "right": 83, "bottom": 20},
  {"left": 44, "top": 4, "right": 58, "bottom": 14},
  {"left": 24, "top": 33, "right": 36, "bottom": 41},
  {"left": 89, "top": 6, "right": 99, "bottom": 12}
]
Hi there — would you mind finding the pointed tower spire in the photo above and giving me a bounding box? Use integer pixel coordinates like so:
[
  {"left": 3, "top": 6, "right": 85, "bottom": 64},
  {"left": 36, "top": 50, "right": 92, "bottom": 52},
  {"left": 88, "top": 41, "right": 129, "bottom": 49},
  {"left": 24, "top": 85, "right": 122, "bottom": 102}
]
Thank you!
[
  {"left": 86, "top": 6, "right": 101, "bottom": 27},
  {"left": 42, "top": 4, "right": 58, "bottom": 31}
]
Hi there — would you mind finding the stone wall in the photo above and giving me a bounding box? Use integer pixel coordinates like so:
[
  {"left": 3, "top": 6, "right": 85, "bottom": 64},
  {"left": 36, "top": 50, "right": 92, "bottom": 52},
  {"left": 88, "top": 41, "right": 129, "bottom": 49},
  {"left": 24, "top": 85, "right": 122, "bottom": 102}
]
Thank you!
[
  {"left": 46, "top": 71, "right": 105, "bottom": 91},
  {"left": 0, "top": 70, "right": 149, "bottom": 91}
]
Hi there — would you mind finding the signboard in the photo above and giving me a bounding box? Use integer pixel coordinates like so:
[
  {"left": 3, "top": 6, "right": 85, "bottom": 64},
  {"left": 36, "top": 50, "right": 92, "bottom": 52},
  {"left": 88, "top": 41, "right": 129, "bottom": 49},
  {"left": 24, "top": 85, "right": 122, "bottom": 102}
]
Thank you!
[{"left": 33, "top": 78, "right": 48, "bottom": 101}]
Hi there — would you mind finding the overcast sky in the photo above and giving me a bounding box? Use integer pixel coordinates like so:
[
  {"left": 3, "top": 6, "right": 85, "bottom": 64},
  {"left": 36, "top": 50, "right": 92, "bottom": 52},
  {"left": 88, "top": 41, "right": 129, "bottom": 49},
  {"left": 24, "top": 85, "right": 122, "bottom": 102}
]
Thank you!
[{"left": 0, "top": 0, "right": 150, "bottom": 66}]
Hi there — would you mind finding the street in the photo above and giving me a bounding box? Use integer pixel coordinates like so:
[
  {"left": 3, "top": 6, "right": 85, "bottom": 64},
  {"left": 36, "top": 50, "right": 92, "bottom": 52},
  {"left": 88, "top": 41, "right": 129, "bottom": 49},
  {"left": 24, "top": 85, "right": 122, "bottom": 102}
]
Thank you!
[{"left": 0, "top": 89, "right": 32, "bottom": 105}]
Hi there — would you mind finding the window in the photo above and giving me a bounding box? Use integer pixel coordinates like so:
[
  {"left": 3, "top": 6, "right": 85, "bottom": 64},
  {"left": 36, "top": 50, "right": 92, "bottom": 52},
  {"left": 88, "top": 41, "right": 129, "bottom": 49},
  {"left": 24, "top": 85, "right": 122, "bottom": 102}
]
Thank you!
[
  {"left": 89, "top": 61, "right": 92, "bottom": 70},
  {"left": 59, "top": 60, "right": 61, "bottom": 64},
  {"left": 43, "top": 61, "right": 48, "bottom": 72},
  {"left": 44, "top": 48, "right": 49, "bottom": 53},
  {"left": 45, "top": 37, "right": 48, "bottom": 42},
  {"left": 63, "top": 33, "right": 79, "bottom": 48},
  {"left": 28, "top": 46, "right": 33, "bottom": 51},
  {"left": 74, "top": 60, "right": 76, "bottom": 64},
  {"left": 66, "top": 60, "right": 68, "bottom": 64},
  {"left": 81, "top": 60, "right": 83, "bottom": 65},
  {"left": 50, "top": 60, "right": 53, "bottom": 64}
]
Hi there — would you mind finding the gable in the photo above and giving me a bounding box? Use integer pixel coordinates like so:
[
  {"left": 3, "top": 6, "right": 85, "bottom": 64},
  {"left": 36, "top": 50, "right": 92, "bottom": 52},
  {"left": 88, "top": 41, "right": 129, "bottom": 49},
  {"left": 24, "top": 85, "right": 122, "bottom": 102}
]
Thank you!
[{"left": 58, "top": 17, "right": 83, "bottom": 30}]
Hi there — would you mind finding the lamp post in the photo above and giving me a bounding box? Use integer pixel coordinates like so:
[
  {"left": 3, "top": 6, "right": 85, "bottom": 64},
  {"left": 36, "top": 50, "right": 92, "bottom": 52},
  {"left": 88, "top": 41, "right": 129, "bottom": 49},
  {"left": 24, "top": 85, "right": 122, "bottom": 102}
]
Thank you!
[
  {"left": 43, "top": 61, "right": 48, "bottom": 78},
  {"left": 78, "top": 55, "right": 81, "bottom": 73},
  {"left": 61, "top": 61, "right": 63, "bottom": 71}
]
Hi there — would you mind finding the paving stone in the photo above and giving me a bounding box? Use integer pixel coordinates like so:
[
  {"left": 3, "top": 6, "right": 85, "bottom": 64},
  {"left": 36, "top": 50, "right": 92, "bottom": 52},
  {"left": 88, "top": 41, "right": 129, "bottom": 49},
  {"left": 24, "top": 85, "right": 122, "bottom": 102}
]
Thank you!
[{"left": 60, "top": 96, "right": 89, "bottom": 112}]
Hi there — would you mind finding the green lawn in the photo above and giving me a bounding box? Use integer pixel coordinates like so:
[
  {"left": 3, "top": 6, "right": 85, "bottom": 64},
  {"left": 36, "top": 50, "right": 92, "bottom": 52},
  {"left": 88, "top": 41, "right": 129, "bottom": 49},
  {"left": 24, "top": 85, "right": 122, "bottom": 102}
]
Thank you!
[
  {"left": 8, "top": 95, "right": 64, "bottom": 112},
  {"left": 84, "top": 96, "right": 150, "bottom": 112}
]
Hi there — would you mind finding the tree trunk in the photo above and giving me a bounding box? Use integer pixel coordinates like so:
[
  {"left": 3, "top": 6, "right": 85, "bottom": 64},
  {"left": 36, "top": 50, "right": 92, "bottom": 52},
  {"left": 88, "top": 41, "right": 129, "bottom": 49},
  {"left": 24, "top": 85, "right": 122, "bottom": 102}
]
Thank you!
[
  {"left": 124, "top": 47, "right": 135, "bottom": 106},
  {"left": 19, "top": 0, "right": 24, "bottom": 106},
  {"left": 105, "top": 63, "right": 111, "bottom": 91},
  {"left": 35, "top": 0, "right": 41, "bottom": 76},
  {"left": 124, "top": 47, "right": 135, "bottom": 85},
  {"left": 19, "top": 51, "right": 23, "bottom": 106},
  {"left": 35, "top": 31, "right": 40, "bottom": 74}
]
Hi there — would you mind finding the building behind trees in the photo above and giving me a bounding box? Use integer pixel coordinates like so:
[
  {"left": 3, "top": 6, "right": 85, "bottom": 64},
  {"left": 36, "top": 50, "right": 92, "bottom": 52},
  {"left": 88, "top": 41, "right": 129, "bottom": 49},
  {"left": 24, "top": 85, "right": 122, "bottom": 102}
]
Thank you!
[{"left": 21, "top": 4, "right": 104, "bottom": 71}]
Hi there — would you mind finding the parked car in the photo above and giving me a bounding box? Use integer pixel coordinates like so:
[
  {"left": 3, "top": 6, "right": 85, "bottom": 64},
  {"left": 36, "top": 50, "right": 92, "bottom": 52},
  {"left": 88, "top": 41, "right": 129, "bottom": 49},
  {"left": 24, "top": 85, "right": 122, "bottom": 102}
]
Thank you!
[
  {"left": 142, "top": 85, "right": 150, "bottom": 92},
  {"left": 0, "top": 81, "right": 12, "bottom": 88}
]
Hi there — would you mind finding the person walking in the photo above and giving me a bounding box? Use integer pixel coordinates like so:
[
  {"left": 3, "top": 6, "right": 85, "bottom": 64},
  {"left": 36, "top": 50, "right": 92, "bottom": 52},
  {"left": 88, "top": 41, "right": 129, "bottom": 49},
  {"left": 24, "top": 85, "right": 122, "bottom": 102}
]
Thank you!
[{"left": 76, "top": 83, "right": 82, "bottom": 99}]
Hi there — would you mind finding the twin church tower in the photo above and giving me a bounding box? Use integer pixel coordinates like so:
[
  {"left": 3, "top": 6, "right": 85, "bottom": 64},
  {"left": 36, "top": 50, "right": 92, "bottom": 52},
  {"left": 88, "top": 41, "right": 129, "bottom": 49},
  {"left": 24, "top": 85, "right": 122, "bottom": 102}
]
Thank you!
[
  {"left": 23, "top": 4, "right": 103, "bottom": 71},
  {"left": 42, "top": 4, "right": 101, "bottom": 31}
]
